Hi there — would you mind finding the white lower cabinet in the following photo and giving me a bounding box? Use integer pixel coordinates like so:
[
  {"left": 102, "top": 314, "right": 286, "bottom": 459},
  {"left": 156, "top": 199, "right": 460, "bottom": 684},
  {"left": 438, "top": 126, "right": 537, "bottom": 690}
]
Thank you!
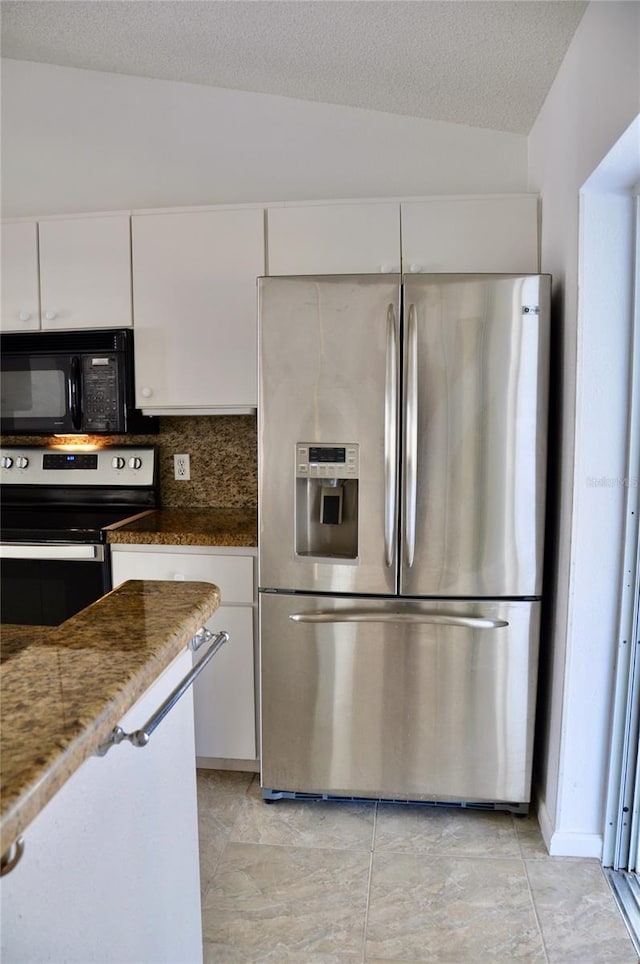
[
  {"left": 111, "top": 545, "right": 257, "bottom": 766},
  {"left": 0, "top": 649, "right": 203, "bottom": 964}
]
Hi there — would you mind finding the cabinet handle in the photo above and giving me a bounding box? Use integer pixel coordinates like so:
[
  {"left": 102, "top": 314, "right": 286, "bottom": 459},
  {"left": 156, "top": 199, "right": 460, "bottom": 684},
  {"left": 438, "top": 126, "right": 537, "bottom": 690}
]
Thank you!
[
  {"left": 44, "top": 310, "right": 58, "bottom": 320},
  {"left": 141, "top": 387, "right": 153, "bottom": 399},
  {"left": 18, "top": 312, "right": 31, "bottom": 322},
  {"left": 408, "top": 264, "right": 422, "bottom": 273},
  {"left": 94, "top": 630, "right": 229, "bottom": 756}
]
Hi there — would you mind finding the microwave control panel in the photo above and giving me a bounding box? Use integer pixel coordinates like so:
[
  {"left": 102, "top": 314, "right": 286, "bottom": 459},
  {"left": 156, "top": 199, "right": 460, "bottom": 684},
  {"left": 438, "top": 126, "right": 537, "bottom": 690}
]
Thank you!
[{"left": 83, "top": 355, "right": 122, "bottom": 431}]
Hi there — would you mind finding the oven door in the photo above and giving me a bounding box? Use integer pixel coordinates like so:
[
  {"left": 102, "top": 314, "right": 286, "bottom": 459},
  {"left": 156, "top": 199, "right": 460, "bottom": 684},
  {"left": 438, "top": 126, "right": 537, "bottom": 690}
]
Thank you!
[
  {"left": 0, "top": 352, "right": 79, "bottom": 434},
  {"left": 0, "top": 544, "right": 111, "bottom": 626}
]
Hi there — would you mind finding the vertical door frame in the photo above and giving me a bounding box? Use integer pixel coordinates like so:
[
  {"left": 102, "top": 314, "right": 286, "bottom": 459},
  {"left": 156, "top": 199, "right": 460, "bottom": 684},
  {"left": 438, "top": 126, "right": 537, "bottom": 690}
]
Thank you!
[{"left": 603, "top": 194, "right": 640, "bottom": 870}]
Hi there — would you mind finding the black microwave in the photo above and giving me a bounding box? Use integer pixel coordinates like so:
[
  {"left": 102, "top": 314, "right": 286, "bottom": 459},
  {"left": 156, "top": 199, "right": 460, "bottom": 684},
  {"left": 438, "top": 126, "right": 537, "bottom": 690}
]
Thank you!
[{"left": 0, "top": 329, "right": 158, "bottom": 435}]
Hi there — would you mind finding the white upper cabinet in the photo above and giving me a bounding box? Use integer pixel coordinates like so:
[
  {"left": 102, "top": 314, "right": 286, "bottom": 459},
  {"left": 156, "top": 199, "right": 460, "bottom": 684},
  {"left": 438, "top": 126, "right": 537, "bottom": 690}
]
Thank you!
[
  {"left": 39, "top": 214, "right": 132, "bottom": 329},
  {"left": 267, "top": 202, "right": 401, "bottom": 275},
  {"left": 401, "top": 195, "right": 539, "bottom": 274},
  {"left": 266, "top": 196, "right": 538, "bottom": 277},
  {"left": 1, "top": 221, "right": 40, "bottom": 332},
  {"left": 132, "top": 207, "right": 264, "bottom": 412}
]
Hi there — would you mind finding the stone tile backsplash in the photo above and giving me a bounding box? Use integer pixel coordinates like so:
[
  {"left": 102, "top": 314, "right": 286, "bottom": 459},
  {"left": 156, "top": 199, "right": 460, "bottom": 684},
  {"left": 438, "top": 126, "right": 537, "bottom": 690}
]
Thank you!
[{"left": 0, "top": 414, "right": 257, "bottom": 508}]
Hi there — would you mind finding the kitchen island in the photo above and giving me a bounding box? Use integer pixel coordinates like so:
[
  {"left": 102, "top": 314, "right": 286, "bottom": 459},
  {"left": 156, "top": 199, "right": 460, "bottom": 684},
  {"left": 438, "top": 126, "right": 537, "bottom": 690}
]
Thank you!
[{"left": 0, "top": 578, "right": 221, "bottom": 964}]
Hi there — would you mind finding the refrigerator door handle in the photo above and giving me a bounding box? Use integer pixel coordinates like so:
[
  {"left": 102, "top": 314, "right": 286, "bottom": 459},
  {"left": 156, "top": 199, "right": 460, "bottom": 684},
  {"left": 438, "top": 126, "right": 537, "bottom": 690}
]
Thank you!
[
  {"left": 384, "top": 303, "right": 399, "bottom": 568},
  {"left": 404, "top": 303, "right": 419, "bottom": 567},
  {"left": 289, "top": 611, "right": 509, "bottom": 629}
]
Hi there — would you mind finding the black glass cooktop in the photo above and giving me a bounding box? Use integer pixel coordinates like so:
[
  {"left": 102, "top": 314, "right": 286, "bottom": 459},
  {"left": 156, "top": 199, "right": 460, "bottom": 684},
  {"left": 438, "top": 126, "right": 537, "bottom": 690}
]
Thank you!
[{"left": 0, "top": 507, "right": 146, "bottom": 544}]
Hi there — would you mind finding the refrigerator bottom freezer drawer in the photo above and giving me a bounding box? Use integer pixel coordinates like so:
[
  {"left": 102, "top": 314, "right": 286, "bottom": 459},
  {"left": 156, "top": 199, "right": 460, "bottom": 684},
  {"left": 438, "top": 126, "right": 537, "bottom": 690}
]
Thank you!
[{"left": 260, "top": 594, "right": 541, "bottom": 805}]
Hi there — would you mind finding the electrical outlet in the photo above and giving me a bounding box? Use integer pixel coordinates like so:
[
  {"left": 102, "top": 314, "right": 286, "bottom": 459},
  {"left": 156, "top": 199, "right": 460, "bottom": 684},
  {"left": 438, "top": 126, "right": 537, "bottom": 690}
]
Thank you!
[{"left": 173, "top": 454, "right": 191, "bottom": 481}]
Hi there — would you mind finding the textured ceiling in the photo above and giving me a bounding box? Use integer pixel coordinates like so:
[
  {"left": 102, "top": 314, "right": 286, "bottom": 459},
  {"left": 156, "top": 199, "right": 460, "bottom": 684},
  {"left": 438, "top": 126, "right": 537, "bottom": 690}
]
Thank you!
[{"left": 0, "top": 0, "right": 587, "bottom": 134}]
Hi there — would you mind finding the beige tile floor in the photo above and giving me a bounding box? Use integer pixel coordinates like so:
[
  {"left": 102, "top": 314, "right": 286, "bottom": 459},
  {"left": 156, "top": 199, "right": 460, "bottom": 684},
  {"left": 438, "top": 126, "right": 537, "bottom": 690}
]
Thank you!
[{"left": 197, "top": 770, "right": 638, "bottom": 963}]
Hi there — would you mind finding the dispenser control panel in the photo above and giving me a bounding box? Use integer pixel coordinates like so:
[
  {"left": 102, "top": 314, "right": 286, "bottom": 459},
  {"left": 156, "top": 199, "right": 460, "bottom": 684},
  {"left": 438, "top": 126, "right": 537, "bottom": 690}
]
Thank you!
[{"left": 296, "top": 443, "right": 359, "bottom": 479}]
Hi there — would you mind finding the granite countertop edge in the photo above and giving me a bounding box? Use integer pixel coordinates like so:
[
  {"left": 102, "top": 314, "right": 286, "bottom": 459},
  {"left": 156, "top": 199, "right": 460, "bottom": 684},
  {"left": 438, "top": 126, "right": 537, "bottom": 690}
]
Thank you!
[
  {"left": 0, "top": 579, "right": 220, "bottom": 854},
  {"left": 106, "top": 507, "right": 258, "bottom": 547}
]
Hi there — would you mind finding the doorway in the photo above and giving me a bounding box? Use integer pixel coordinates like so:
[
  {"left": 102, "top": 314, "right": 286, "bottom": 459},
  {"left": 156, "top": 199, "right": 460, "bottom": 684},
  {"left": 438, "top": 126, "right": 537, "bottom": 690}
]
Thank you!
[{"left": 597, "top": 122, "right": 640, "bottom": 949}]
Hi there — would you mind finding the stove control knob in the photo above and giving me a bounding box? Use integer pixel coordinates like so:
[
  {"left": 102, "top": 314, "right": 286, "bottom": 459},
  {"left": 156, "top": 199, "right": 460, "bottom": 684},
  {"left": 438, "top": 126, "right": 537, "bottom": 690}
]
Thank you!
[
  {"left": 128, "top": 457, "right": 142, "bottom": 470},
  {"left": 16, "top": 456, "right": 29, "bottom": 469},
  {"left": 112, "top": 456, "right": 126, "bottom": 470},
  {"left": 1, "top": 456, "right": 13, "bottom": 469}
]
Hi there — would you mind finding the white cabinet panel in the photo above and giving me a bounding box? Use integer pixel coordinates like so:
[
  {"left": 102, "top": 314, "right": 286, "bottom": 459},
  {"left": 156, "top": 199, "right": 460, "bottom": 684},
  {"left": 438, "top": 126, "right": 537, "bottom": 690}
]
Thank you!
[
  {"left": 193, "top": 605, "right": 256, "bottom": 760},
  {"left": 401, "top": 196, "right": 539, "bottom": 274},
  {"left": 132, "top": 208, "right": 264, "bottom": 411},
  {"left": 267, "top": 202, "right": 400, "bottom": 275},
  {"left": 0, "top": 650, "right": 202, "bottom": 963},
  {"left": 111, "top": 546, "right": 257, "bottom": 763},
  {"left": 38, "top": 215, "right": 132, "bottom": 330},
  {"left": 1, "top": 221, "right": 40, "bottom": 331}
]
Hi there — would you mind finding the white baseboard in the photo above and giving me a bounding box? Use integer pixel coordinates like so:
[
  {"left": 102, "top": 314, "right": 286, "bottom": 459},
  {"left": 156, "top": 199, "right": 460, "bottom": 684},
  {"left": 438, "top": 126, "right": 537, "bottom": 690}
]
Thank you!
[
  {"left": 536, "top": 796, "right": 603, "bottom": 858},
  {"left": 196, "top": 756, "right": 259, "bottom": 773}
]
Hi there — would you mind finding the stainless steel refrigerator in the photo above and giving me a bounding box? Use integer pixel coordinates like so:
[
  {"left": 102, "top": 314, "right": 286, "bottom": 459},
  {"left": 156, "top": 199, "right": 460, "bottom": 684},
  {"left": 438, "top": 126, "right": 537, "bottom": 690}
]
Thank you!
[{"left": 258, "top": 273, "right": 550, "bottom": 813}]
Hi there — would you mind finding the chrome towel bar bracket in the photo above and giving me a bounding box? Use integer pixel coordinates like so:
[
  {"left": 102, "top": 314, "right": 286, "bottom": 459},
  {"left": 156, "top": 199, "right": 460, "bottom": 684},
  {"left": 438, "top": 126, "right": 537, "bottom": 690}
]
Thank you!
[{"left": 95, "top": 629, "right": 229, "bottom": 757}]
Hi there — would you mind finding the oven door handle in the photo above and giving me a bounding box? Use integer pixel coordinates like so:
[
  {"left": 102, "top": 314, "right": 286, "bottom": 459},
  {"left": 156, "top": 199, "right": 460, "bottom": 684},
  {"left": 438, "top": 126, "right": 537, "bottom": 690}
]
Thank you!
[{"left": 0, "top": 544, "right": 105, "bottom": 561}]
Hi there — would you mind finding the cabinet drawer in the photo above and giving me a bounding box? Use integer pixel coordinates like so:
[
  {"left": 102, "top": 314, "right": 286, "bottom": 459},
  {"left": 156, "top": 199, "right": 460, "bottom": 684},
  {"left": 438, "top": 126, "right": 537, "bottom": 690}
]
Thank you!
[{"left": 111, "top": 549, "right": 254, "bottom": 605}]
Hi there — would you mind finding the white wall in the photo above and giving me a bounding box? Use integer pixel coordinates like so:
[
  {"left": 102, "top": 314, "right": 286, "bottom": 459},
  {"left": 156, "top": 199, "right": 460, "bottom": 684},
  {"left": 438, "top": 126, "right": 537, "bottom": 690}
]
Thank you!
[
  {"left": 0, "top": 59, "right": 528, "bottom": 218},
  {"left": 528, "top": 1, "right": 640, "bottom": 856}
]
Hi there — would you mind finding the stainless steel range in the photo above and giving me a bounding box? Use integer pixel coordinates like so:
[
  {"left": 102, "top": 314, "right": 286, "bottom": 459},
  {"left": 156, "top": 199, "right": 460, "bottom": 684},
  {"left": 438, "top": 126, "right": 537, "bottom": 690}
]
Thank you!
[{"left": 0, "top": 445, "right": 158, "bottom": 625}]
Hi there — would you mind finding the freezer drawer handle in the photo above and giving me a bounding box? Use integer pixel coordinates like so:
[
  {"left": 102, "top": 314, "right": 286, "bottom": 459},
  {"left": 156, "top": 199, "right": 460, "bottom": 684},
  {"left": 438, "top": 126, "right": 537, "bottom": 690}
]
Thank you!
[
  {"left": 289, "top": 611, "right": 508, "bottom": 629},
  {"left": 384, "top": 302, "right": 399, "bottom": 568},
  {"left": 94, "top": 630, "right": 229, "bottom": 756},
  {"left": 404, "top": 303, "right": 418, "bottom": 568}
]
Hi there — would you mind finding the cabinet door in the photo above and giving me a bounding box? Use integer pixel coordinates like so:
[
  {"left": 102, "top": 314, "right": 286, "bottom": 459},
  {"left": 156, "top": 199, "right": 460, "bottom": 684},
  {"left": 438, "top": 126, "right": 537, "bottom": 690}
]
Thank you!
[
  {"left": 39, "top": 215, "right": 132, "bottom": 330},
  {"left": 193, "top": 605, "right": 256, "bottom": 761},
  {"left": 110, "top": 548, "right": 257, "bottom": 762},
  {"left": 1, "top": 221, "right": 40, "bottom": 331},
  {"left": 401, "top": 196, "right": 539, "bottom": 274},
  {"left": 132, "top": 208, "right": 264, "bottom": 410},
  {"left": 267, "top": 202, "right": 400, "bottom": 275}
]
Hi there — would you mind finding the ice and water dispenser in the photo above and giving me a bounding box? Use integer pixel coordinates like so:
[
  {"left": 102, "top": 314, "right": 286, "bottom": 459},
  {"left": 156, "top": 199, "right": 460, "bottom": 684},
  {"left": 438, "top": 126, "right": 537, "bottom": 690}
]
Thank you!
[{"left": 295, "top": 444, "right": 359, "bottom": 559}]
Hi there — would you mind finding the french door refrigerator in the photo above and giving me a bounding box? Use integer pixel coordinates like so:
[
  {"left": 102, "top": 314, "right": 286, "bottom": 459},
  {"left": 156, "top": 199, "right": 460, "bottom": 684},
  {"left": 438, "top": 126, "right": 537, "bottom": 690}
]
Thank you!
[{"left": 258, "top": 273, "right": 550, "bottom": 813}]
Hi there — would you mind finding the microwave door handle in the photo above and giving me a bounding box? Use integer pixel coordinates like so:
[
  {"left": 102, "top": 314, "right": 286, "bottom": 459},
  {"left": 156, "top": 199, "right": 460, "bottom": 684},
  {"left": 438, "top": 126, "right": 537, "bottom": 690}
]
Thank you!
[{"left": 69, "top": 356, "right": 82, "bottom": 430}]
